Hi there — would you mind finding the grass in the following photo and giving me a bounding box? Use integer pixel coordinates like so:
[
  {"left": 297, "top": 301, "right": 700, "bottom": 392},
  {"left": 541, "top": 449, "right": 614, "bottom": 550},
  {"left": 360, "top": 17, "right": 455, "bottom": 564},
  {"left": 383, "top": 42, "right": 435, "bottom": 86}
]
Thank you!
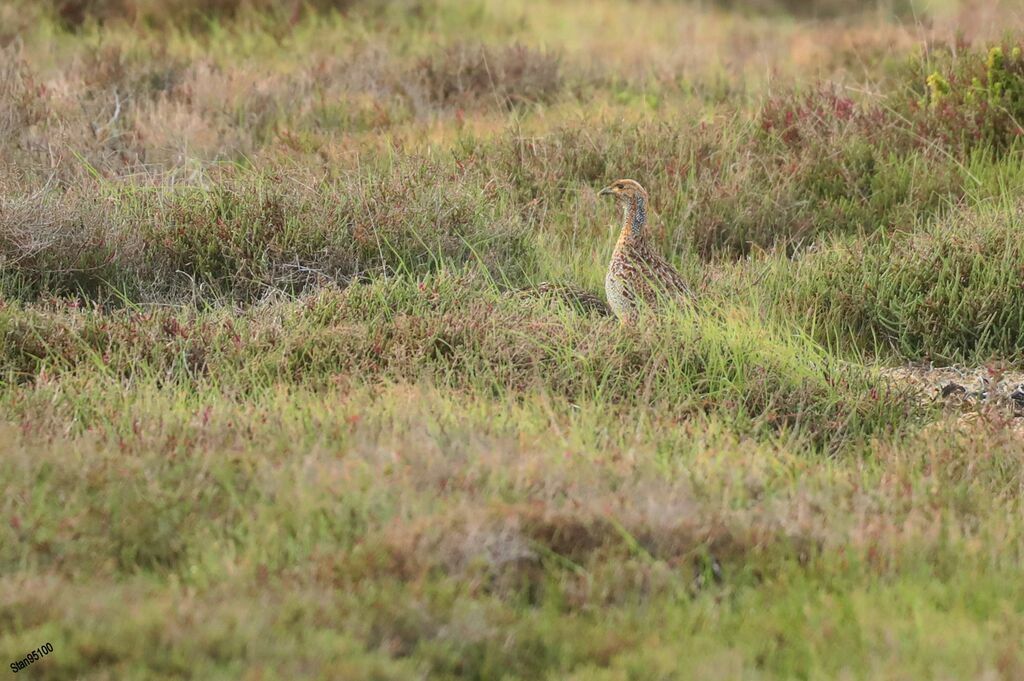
[
  {"left": 773, "top": 196, "right": 1024, "bottom": 362},
  {"left": 4, "top": 0, "right": 1024, "bottom": 678}
]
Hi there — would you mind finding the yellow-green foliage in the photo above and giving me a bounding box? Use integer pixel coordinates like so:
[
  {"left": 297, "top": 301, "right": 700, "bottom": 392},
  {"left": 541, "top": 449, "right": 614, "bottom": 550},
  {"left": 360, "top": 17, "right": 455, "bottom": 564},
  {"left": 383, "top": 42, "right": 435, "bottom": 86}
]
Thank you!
[{"left": 926, "top": 71, "right": 950, "bottom": 108}]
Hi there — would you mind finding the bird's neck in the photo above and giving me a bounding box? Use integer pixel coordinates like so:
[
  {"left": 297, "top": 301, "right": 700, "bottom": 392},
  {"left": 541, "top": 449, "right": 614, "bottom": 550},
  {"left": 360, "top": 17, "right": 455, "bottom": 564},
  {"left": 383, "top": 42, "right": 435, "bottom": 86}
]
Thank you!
[{"left": 615, "top": 196, "right": 649, "bottom": 251}]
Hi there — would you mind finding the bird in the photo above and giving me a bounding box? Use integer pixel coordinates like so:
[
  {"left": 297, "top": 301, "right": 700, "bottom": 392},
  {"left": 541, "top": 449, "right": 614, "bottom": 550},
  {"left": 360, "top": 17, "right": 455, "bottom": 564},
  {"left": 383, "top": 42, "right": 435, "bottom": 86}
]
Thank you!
[{"left": 598, "top": 179, "right": 693, "bottom": 324}]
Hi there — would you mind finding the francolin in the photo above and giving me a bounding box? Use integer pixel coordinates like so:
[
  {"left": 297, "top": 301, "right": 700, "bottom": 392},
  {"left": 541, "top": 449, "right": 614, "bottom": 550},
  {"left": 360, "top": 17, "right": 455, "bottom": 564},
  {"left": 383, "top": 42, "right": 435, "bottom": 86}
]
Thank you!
[{"left": 598, "top": 179, "right": 693, "bottom": 324}]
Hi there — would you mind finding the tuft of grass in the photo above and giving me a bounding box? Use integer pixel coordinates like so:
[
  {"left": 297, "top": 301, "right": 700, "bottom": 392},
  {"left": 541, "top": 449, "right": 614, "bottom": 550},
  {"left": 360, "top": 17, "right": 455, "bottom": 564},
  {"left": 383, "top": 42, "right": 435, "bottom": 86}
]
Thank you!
[
  {"left": 0, "top": 166, "right": 537, "bottom": 301},
  {"left": 771, "top": 198, "right": 1024, "bottom": 363}
]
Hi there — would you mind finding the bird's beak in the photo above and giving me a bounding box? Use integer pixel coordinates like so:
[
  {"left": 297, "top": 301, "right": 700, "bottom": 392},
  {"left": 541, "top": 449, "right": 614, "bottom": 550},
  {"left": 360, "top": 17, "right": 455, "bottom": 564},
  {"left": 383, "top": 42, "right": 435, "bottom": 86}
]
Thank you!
[{"left": 598, "top": 186, "right": 614, "bottom": 197}]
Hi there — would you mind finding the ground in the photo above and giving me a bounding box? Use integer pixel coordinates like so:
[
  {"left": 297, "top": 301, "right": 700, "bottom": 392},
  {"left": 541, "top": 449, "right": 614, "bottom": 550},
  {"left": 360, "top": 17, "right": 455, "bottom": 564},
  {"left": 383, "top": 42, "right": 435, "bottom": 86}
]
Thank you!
[{"left": 3, "top": 0, "right": 1024, "bottom": 679}]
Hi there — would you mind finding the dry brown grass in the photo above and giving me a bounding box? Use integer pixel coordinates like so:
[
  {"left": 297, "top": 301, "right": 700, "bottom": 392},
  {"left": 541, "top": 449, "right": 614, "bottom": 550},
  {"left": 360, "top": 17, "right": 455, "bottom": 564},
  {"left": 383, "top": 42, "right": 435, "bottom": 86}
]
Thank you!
[
  {"left": 417, "top": 43, "right": 564, "bottom": 111},
  {"left": 40, "top": 0, "right": 428, "bottom": 30}
]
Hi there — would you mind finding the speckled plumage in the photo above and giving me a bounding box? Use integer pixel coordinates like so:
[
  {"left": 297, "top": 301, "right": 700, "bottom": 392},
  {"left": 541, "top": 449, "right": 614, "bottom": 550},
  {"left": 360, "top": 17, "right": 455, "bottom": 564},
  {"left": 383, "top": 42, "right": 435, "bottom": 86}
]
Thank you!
[{"left": 599, "top": 179, "right": 693, "bottom": 324}]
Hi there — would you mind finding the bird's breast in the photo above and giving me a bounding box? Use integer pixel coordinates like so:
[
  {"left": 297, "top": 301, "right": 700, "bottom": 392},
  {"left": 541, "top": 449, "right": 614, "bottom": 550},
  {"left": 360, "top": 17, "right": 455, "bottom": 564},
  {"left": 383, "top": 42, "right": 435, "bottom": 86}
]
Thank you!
[{"left": 605, "top": 262, "right": 631, "bottom": 321}]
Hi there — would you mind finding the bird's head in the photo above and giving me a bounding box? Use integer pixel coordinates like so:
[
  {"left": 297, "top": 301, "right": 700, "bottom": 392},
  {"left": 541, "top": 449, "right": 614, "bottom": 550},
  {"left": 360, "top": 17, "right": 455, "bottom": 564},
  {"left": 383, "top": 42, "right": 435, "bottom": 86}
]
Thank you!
[{"left": 598, "top": 179, "right": 648, "bottom": 205}]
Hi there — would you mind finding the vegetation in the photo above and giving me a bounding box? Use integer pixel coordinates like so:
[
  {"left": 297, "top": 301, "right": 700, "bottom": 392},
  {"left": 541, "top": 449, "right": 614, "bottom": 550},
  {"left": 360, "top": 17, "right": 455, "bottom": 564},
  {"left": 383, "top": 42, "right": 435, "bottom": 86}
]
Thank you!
[{"left": 3, "top": 0, "right": 1024, "bottom": 678}]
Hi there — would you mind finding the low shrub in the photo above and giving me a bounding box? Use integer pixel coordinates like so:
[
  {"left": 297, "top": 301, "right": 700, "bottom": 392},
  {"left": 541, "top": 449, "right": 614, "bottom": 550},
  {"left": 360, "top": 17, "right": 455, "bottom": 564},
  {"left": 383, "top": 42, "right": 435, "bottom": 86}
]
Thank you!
[
  {"left": 416, "top": 43, "right": 563, "bottom": 111},
  {"left": 708, "top": 0, "right": 917, "bottom": 18},
  {"left": 40, "top": 0, "right": 438, "bottom": 30},
  {"left": 909, "top": 42, "right": 1024, "bottom": 152}
]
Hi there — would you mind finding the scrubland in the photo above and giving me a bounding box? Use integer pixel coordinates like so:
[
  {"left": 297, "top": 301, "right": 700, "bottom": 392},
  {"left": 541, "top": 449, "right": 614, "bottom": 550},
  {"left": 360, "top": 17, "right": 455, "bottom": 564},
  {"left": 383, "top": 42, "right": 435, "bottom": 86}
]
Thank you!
[{"left": 3, "top": 0, "right": 1024, "bottom": 678}]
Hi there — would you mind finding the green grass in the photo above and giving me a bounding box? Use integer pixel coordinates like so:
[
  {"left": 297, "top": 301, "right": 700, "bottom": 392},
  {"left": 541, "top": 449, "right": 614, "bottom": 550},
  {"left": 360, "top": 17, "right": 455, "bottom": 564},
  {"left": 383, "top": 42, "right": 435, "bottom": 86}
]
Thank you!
[
  {"left": 2, "top": 384, "right": 1022, "bottom": 679},
  {"left": 772, "top": 195, "right": 1024, "bottom": 363},
  {"left": 0, "top": 272, "right": 920, "bottom": 447},
  {"left": 4, "top": 0, "right": 1024, "bottom": 678}
]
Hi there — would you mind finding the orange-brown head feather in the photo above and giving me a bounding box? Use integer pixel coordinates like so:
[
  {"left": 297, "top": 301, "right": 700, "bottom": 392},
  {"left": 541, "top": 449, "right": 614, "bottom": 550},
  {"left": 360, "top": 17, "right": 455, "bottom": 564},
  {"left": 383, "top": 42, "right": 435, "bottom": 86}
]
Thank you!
[{"left": 599, "top": 179, "right": 650, "bottom": 247}]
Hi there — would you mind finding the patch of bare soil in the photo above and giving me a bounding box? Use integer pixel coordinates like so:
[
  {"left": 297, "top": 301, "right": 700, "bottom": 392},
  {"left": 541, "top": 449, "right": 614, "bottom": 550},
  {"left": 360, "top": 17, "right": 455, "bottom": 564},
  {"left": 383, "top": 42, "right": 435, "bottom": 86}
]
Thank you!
[{"left": 882, "top": 363, "right": 1024, "bottom": 426}]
